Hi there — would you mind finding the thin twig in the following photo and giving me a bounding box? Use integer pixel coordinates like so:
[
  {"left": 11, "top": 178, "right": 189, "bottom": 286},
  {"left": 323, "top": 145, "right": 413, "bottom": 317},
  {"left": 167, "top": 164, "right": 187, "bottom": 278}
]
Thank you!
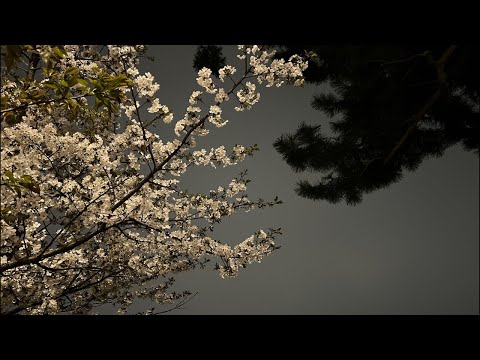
[{"left": 151, "top": 292, "right": 198, "bottom": 315}]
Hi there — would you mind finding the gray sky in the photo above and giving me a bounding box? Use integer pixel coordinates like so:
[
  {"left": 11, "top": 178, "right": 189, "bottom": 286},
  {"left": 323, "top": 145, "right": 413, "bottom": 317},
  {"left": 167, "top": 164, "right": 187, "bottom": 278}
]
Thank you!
[{"left": 108, "top": 45, "right": 479, "bottom": 315}]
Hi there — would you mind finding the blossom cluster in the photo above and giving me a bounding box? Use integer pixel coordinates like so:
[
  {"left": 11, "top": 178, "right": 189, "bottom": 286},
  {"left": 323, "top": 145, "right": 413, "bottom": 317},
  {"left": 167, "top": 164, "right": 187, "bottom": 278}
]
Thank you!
[{"left": 0, "top": 45, "right": 306, "bottom": 314}]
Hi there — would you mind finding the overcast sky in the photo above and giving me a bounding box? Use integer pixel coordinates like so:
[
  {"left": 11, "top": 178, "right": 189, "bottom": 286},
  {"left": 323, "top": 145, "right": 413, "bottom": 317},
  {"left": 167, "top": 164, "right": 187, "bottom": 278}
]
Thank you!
[{"left": 103, "top": 45, "right": 478, "bottom": 315}]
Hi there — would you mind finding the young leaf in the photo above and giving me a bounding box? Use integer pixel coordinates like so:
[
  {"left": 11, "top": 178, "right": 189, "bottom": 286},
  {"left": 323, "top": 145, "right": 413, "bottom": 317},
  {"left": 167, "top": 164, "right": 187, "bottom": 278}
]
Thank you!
[
  {"left": 65, "top": 67, "right": 79, "bottom": 76},
  {"left": 18, "top": 175, "right": 40, "bottom": 194}
]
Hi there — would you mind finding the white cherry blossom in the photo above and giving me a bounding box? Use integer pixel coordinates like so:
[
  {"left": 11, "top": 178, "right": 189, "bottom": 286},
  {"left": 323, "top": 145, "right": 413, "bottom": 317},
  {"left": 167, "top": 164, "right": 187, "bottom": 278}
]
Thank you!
[{"left": 0, "top": 45, "right": 306, "bottom": 314}]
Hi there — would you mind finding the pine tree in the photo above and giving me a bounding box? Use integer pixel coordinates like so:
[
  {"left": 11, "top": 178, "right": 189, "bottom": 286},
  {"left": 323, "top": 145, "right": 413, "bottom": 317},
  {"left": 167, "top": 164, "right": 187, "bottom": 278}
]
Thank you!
[
  {"left": 273, "top": 45, "right": 479, "bottom": 205},
  {"left": 193, "top": 45, "right": 226, "bottom": 78}
]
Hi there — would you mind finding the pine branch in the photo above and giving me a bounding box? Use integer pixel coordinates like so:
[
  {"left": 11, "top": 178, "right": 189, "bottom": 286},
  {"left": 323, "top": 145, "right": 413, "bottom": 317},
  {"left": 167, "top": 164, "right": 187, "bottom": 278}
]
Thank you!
[{"left": 384, "top": 45, "right": 457, "bottom": 164}]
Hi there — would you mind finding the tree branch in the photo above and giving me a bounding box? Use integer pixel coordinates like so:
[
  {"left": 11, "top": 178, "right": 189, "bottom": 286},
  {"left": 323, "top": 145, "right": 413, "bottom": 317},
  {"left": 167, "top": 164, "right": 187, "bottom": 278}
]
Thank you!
[
  {"left": 110, "top": 68, "right": 252, "bottom": 213},
  {"left": 0, "top": 94, "right": 92, "bottom": 115},
  {"left": 0, "top": 223, "right": 111, "bottom": 273},
  {"left": 384, "top": 45, "right": 457, "bottom": 165}
]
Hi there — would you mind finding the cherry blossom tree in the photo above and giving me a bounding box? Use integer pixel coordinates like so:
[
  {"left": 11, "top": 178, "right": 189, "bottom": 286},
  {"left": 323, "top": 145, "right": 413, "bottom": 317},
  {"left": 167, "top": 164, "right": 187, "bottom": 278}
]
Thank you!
[{"left": 0, "top": 45, "right": 307, "bottom": 314}]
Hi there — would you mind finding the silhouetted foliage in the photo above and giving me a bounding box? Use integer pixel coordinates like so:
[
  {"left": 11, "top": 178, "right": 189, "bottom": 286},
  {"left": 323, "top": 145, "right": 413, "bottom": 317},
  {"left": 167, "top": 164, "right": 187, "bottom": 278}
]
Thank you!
[
  {"left": 273, "top": 45, "right": 479, "bottom": 205},
  {"left": 193, "top": 45, "right": 226, "bottom": 78}
]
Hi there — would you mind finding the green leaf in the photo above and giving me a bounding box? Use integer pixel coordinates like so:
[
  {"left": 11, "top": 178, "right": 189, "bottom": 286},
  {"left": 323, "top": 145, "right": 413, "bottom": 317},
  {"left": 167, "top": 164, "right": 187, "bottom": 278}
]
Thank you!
[
  {"left": 77, "top": 86, "right": 91, "bottom": 93},
  {"left": 43, "top": 83, "right": 57, "bottom": 90},
  {"left": 106, "top": 74, "right": 130, "bottom": 88},
  {"left": 19, "top": 174, "right": 33, "bottom": 182},
  {"left": 1, "top": 95, "right": 8, "bottom": 109},
  {"left": 13, "top": 184, "right": 22, "bottom": 196},
  {"left": 30, "top": 89, "right": 44, "bottom": 100},
  {"left": 65, "top": 67, "right": 79, "bottom": 76},
  {"left": 53, "top": 47, "right": 65, "bottom": 59},
  {"left": 68, "top": 77, "right": 78, "bottom": 87},
  {"left": 18, "top": 175, "right": 40, "bottom": 194},
  {"left": 60, "top": 79, "right": 69, "bottom": 88},
  {"left": 4, "top": 170, "right": 15, "bottom": 182},
  {"left": 103, "top": 98, "right": 113, "bottom": 113},
  {"left": 95, "top": 96, "right": 103, "bottom": 109},
  {"left": 66, "top": 98, "right": 78, "bottom": 108}
]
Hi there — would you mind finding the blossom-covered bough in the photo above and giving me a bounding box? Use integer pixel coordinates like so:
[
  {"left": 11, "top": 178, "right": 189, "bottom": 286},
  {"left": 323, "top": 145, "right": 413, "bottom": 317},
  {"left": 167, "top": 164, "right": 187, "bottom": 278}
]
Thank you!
[{"left": 0, "top": 45, "right": 307, "bottom": 314}]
